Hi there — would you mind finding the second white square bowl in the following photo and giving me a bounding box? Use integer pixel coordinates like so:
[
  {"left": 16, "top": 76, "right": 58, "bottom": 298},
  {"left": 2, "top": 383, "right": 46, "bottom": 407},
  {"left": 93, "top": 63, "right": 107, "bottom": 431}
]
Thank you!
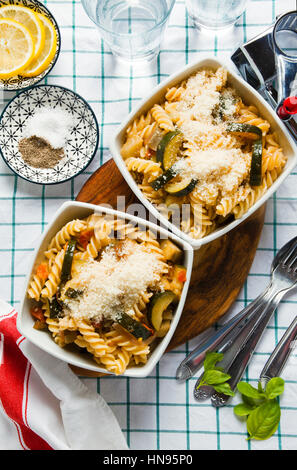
[{"left": 110, "top": 57, "right": 297, "bottom": 249}]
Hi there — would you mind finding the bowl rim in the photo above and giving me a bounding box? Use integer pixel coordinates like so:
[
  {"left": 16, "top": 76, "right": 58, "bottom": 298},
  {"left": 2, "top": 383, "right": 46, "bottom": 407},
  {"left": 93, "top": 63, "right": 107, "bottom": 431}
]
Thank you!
[
  {"left": 17, "top": 200, "right": 194, "bottom": 378},
  {"left": 110, "top": 56, "right": 297, "bottom": 248},
  {"left": 0, "top": 83, "right": 100, "bottom": 185},
  {"left": 0, "top": 0, "right": 61, "bottom": 92}
]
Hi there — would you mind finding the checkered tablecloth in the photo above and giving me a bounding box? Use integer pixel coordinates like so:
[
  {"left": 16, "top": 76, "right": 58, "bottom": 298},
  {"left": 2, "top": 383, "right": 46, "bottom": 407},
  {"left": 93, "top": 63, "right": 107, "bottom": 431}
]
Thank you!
[{"left": 0, "top": 0, "right": 296, "bottom": 450}]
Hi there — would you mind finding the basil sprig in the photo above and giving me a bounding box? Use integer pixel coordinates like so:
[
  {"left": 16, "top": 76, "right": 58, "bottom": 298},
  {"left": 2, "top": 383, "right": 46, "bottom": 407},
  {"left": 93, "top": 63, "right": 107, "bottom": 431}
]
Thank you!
[
  {"left": 194, "top": 352, "right": 285, "bottom": 441},
  {"left": 234, "top": 377, "right": 285, "bottom": 440},
  {"left": 195, "top": 352, "right": 235, "bottom": 397}
]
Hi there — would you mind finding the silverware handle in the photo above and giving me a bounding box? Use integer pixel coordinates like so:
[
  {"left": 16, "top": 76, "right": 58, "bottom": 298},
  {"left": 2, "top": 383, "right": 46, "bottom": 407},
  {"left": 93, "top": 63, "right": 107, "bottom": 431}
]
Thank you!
[
  {"left": 194, "top": 299, "right": 268, "bottom": 399},
  {"left": 176, "top": 289, "right": 269, "bottom": 380},
  {"left": 217, "top": 293, "right": 283, "bottom": 394},
  {"left": 217, "top": 287, "right": 280, "bottom": 369},
  {"left": 260, "top": 315, "right": 297, "bottom": 388}
]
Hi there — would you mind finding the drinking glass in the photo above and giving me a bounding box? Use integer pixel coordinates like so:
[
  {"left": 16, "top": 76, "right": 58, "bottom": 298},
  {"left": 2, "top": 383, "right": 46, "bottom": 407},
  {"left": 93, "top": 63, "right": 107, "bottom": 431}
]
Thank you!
[
  {"left": 185, "top": 0, "right": 248, "bottom": 31},
  {"left": 81, "top": 0, "right": 176, "bottom": 61}
]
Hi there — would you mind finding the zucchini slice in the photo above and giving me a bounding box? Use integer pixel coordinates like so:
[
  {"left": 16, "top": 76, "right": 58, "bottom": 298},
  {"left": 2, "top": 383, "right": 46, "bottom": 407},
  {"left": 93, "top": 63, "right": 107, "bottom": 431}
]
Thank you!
[
  {"left": 212, "top": 92, "right": 236, "bottom": 122},
  {"left": 116, "top": 312, "right": 154, "bottom": 340},
  {"left": 226, "top": 122, "right": 262, "bottom": 140},
  {"left": 156, "top": 320, "right": 171, "bottom": 338},
  {"left": 157, "top": 130, "right": 183, "bottom": 170},
  {"left": 165, "top": 175, "right": 197, "bottom": 197},
  {"left": 147, "top": 291, "right": 178, "bottom": 331},
  {"left": 227, "top": 122, "right": 263, "bottom": 186},
  {"left": 250, "top": 138, "right": 263, "bottom": 186},
  {"left": 150, "top": 165, "right": 180, "bottom": 191},
  {"left": 60, "top": 238, "right": 77, "bottom": 287},
  {"left": 65, "top": 287, "right": 84, "bottom": 299},
  {"left": 48, "top": 297, "right": 63, "bottom": 319}
]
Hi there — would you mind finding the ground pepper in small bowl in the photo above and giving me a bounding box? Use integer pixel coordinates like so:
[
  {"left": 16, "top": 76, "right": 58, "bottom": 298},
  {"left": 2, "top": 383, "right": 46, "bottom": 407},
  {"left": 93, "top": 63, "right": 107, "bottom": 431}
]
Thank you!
[
  {"left": 17, "top": 106, "right": 74, "bottom": 169},
  {"left": 0, "top": 84, "right": 100, "bottom": 184},
  {"left": 18, "top": 135, "right": 65, "bottom": 169}
]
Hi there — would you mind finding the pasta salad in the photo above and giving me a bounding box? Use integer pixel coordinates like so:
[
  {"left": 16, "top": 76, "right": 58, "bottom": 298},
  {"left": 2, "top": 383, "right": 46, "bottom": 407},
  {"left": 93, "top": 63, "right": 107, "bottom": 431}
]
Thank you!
[
  {"left": 120, "top": 66, "right": 287, "bottom": 239},
  {"left": 27, "top": 213, "right": 187, "bottom": 375}
]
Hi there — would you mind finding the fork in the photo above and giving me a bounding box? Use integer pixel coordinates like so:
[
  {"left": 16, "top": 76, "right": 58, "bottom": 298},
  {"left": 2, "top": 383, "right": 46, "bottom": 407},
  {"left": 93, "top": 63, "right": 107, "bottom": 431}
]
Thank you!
[
  {"left": 210, "top": 237, "right": 297, "bottom": 406},
  {"left": 259, "top": 315, "right": 297, "bottom": 389},
  {"left": 179, "top": 236, "right": 297, "bottom": 385},
  {"left": 193, "top": 297, "right": 266, "bottom": 400}
]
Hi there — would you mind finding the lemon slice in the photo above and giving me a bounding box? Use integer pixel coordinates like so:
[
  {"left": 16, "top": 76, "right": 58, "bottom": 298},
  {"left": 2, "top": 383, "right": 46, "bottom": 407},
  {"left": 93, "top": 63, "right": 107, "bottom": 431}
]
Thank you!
[
  {"left": 0, "top": 18, "right": 35, "bottom": 78},
  {"left": 0, "top": 5, "right": 45, "bottom": 60},
  {"left": 22, "top": 13, "right": 57, "bottom": 77}
]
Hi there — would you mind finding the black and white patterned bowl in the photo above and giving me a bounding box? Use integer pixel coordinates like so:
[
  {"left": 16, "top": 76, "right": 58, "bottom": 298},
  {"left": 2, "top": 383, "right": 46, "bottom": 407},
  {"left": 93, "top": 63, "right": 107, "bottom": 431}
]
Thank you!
[
  {"left": 0, "top": 0, "right": 61, "bottom": 91},
  {"left": 0, "top": 85, "right": 100, "bottom": 184}
]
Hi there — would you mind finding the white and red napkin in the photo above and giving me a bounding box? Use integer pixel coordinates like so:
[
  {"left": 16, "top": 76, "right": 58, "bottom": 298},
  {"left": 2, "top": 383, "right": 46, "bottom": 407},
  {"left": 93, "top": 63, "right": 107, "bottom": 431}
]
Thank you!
[{"left": 0, "top": 299, "right": 128, "bottom": 450}]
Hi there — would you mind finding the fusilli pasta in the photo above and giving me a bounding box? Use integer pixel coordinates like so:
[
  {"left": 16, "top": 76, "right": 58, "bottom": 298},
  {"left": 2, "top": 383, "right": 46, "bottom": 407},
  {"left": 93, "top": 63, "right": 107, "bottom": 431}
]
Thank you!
[
  {"left": 27, "top": 213, "right": 186, "bottom": 375},
  {"left": 121, "top": 66, "right": 287, "bottom": 241}
]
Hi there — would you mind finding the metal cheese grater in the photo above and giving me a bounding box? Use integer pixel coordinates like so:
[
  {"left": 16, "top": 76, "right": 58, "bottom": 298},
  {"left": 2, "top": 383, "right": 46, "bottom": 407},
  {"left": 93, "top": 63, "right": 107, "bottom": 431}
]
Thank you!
[{"left": 231, "top": 10, "right": 297, "bottom": 141}]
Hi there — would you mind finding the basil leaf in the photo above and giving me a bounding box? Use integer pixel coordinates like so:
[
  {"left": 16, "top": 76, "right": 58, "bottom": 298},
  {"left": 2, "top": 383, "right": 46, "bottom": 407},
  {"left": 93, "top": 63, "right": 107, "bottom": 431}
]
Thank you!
[
  {"left": 237, "top": 381, "right": 265, "bottom": 400},
  {"left": 213, "top": 382, "right": 235, "bottom": 397},
  {"left": 234, "top": 403, "right": 255, "bottom": 416},
  {"left": 247, "top": 400, "right": 281, "bottom": 440},
  {"left": 258, "top": 381, "right": 264, "bottom": 393},
  {"left": 204, "top": 351, "right": 224, "bottom": 371},
  {"left": 242, "top": 392, "right": 265, "bottom": 408},
  {"left": 203, "top": 369, "right": 231, "bottom": 385},
  {"left": 265, "top": 377, "right": 285, "bottom": 400}
]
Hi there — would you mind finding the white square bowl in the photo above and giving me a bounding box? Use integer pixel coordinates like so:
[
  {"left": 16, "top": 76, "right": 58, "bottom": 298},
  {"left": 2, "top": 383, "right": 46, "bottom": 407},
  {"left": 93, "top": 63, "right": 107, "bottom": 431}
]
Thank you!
[
  {"left": 110, "top": 57, "right": 297, "bottom": 249},
  {"left": 18, "top": 201, "right": 193, "bottom": 378}
]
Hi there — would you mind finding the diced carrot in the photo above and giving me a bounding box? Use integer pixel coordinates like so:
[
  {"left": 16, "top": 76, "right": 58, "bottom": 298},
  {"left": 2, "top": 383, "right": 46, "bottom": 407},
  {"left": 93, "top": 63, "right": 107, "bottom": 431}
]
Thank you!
[
  {"left": 30, "top": 306, "right": 45, "bottom": 322},
  {"left": 177, "top": 269, "right": 187, "bottom": 283},
  {"left": 36, "top": 262, "right": 48, "bottom": 281},
  {"left": 146, "top": 148, "right": 156, "bottom": 160},
  {"left": 79, "top": 229, "right": 93, "bottom": 249}
]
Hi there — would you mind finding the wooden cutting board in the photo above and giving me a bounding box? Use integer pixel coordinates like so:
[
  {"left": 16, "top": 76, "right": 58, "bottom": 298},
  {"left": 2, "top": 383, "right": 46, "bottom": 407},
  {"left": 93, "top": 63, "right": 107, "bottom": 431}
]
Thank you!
[{"left": 71, "top": 158, "right": 265, "bottom": 377}]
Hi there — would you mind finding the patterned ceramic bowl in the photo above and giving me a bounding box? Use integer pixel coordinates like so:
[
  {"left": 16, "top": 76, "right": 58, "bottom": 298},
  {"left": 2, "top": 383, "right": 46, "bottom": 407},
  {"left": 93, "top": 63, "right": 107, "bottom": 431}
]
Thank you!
[
  {"left": 0, "top": 85, "right": 100, "bottom": 184},
  {"left": 0, "top": 0, "right": 61, "bottom": 91}
]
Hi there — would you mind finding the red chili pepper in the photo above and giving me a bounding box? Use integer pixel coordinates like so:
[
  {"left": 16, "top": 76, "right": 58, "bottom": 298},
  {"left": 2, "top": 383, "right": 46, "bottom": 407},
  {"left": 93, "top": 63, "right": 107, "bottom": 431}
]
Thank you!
[
  {"left": 79, "top": 229, "right": 93, "bottom": 249},
  {"left": 30, "top": 306, "right": 45, "bottom": 322},
  {"left": 146, "top": 149, "right": 156, "bottom": 160},
  {"left": 91, "top": 320, "right": 102, "bottom": 330},
  {"left": 177, "top": 269, "right": 187, "bottom": 283},
  {"left": 141, "top": 323, "right": 154, "bottom": 335}
]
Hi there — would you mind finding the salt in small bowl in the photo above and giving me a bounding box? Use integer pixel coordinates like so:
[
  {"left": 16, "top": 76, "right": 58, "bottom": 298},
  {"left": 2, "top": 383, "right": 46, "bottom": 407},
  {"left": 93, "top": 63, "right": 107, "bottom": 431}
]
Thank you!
[{"left": 0, "top": 84, "right": 100, "bottom": 184}]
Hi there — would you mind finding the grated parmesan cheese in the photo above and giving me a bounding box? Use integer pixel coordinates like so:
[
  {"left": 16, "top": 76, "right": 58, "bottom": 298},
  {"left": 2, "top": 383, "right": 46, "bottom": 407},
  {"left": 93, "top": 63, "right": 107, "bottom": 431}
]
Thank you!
[
  {"left": 176, "top": 68, "right": 223, "bottom": 119},
  {"left": 220, "top": 89, "right": 237, "bottom": 117},
  {"left": 177, "top": 148, "right": 251, "bottom": 196},
  {"left": 64, "top": 241, "right": 164, "bottom": 322},
  {"left": 168, "top": 68, "right": 251, "bottom": 197}
]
